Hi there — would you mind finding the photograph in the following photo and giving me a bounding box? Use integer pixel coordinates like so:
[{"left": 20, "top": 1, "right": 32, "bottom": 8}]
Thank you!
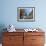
[{"left": 17, "top": 7, "right": 35, "bottom": 22}]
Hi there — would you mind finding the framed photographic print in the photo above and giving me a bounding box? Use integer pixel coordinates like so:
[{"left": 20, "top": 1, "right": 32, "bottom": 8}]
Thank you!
[{"left": 17, "top": 7, "right": 35, "bottom": 22}]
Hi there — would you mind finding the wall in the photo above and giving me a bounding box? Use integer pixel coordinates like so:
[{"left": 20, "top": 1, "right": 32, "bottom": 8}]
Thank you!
[{"left": 0, "top": 0, "right": 46, "bottom": 30}]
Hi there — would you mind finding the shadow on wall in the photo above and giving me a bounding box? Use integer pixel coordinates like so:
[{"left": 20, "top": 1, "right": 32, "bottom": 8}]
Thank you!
[{"left": 0, "top": 24, "right": 7, "bottom": 43}]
